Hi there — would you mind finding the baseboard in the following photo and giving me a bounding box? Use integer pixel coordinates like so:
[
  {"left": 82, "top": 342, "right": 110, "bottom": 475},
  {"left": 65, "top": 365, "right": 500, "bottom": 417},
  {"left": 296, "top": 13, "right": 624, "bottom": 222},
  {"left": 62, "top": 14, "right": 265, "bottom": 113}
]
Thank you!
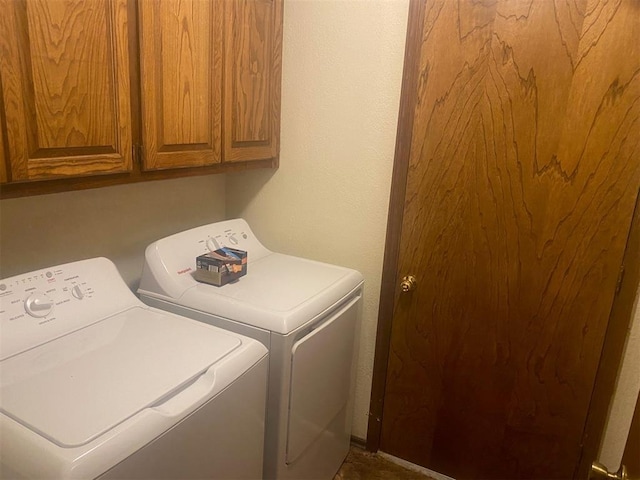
[
  {"left": 377, "top": 451, "right": 456, "bottom": 480},
  {"left": 350, "top": 435, "right": 366, "bottom": 449}
]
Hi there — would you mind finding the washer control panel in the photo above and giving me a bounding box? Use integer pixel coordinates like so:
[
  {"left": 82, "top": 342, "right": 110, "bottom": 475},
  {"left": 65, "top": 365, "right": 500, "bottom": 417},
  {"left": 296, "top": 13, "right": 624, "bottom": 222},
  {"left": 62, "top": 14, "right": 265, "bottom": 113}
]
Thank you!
[{"left": 0, "top": 258, "right": 138, "bottom": 360}]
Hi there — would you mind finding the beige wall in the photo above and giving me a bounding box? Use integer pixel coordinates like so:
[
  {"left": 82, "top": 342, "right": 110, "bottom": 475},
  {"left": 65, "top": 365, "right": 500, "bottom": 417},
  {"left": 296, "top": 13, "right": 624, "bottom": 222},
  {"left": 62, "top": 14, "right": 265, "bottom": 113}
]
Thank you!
[
  {"left": 600, "top": 285, "right": 640, "bottom": 470},
  {"left": 0, "top": 176, "right": 226, "bottom": 289},
  {"left": 226, "top": 0, "right": 410, "bottom": 439}
]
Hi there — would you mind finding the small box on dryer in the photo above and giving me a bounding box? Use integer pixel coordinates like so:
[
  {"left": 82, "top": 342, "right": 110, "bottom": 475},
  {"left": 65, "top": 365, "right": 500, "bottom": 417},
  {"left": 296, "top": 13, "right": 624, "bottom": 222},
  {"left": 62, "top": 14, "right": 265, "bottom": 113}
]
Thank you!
[{"left": 194, "top": 247, "right": 247, "bottom": 286}]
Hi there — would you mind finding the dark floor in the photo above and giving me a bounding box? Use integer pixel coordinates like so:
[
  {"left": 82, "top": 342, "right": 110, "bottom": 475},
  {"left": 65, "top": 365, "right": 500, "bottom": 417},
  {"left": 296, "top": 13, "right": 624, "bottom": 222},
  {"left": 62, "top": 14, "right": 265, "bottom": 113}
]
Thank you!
[{"left": 334, "top": 447, "right": 435, "bottom": 480}]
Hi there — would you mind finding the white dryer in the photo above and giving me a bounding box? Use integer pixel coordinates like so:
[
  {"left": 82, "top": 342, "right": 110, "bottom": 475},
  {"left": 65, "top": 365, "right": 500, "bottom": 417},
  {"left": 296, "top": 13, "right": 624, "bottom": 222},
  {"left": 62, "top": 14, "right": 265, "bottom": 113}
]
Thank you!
[
  {"left": 138, "top": 218, "right": 364, "bottom": 480},
  {"left": 0, "top": 257, "right": 268, "bottom": 480}
]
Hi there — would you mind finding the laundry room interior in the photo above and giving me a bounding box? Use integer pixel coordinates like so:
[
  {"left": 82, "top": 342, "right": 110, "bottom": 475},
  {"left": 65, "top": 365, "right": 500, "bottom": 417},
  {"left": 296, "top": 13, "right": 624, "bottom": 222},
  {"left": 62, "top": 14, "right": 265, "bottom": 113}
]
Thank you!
[{"left": 1, "top": 1, "right": 639, "bottom": 479}]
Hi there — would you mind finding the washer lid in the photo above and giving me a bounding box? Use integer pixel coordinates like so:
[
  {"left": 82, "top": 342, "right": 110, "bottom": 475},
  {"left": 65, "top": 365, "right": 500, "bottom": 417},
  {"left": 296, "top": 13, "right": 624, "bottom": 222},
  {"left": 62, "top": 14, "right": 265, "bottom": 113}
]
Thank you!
[
  {"left": 0, "top": 307, "right": 241, "bottom": 448},
  {"left": 179, "top": 253, "right": 364, "bottom": 334}
]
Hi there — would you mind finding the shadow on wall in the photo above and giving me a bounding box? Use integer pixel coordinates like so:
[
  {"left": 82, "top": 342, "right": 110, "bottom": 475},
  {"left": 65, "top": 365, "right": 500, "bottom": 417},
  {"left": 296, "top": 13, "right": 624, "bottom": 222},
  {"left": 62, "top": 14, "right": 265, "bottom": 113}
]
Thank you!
[
  {"left": 0, "top": 176, "right": 227, "bottom": 289},
  {"left": 226, "top": 168, "right": 278, "bottom": 219}
]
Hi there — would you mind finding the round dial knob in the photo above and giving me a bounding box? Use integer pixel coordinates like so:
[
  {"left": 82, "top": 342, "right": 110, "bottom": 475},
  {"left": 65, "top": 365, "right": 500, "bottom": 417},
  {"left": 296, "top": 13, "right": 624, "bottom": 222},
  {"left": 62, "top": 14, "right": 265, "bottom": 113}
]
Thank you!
[
  {"left": 25, "top": 293, "right": 54, "bottom": 318},
  {"left": 71, "top": 285, "right": 85, "bottom": 300},
  {"left": 206, "top": 238, "right": 220, "bottom": 252},
  {"left": 228, "top": 235, "right": 239, "bottom": 245}
]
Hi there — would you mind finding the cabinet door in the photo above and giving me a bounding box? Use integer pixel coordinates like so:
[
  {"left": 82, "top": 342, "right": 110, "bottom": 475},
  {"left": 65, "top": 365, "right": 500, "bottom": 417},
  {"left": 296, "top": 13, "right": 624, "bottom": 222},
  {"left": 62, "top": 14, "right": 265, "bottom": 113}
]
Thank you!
[
  {"left": 138, "top": 0, "right": 222, "bottom": 170},
  {"left": 223, "top": 0, "right": 282, "bottom": 162},
  {"left": 0, "top": 0, "right": 133, "bottom": 181}
]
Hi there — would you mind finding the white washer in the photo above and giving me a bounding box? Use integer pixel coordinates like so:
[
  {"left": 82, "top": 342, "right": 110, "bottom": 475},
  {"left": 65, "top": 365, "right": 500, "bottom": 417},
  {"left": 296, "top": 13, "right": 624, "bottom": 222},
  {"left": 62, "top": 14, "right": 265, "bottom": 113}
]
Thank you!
[
  {"left": 0, "top": 257, "right": 268, "bottom": 480},
  {"left": 138, "top": 218, "right": 364, "bottom": 480}
]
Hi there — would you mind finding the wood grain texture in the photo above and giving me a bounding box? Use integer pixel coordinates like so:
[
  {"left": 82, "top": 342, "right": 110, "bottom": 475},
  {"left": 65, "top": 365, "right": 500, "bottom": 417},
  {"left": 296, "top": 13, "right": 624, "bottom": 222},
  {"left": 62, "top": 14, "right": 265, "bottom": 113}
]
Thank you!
[
  {"left": 0, "top": 156, "right": 277, "bottom": 199},
  {"left": 0, "top": 0, "right": 133, "bottom": 180},
  {"left": 28, "top": 0, "right": 114, "bottom": 149},
  {"left": 223, "top": 0, "right": 282, "bottom": 162},
  {"left": 138, "top": 0, "right": 222, "bottom": 170},
  {"left": 379, "top": 0, "right": 640, "bottom": 478}
]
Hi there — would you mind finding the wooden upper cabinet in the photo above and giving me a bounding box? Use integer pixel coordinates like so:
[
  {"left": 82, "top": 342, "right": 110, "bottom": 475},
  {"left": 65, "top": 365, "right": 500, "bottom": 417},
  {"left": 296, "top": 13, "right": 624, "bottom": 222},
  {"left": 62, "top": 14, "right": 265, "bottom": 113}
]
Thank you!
[
  {"left": 223, "top": 0, "right": 282, "bottom": 162},
  {"left": 0, "top": 0, "right": 133, "bottom": 181},
  {"left": 139, "top": 0, "right": 283, "bottom": 169},
  {"left": 138, "top": 0, "right": 223, "bottom": 171},
  {"left": 0, "top": 0, "right": 282, "bottom": 196}
]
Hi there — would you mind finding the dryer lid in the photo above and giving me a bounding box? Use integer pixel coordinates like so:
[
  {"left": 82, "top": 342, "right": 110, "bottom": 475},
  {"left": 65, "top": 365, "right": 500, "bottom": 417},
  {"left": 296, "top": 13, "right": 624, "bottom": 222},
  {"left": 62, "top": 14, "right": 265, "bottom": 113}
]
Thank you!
[
  {"left": 0, "top": 307, "right": 240, "bottom": 448},
  {"left": 203, "top": 254, "right": 349, "bottom": 311},
  {"left": 178, "top": 253, "right": 364, "bottom": 334}
]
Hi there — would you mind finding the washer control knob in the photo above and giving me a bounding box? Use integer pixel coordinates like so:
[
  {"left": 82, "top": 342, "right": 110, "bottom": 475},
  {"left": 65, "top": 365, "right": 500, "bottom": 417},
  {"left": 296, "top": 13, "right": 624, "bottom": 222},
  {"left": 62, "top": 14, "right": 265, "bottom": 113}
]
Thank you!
[
  {"left": 25, "top": 293, "right": 54, "bottom": 318},
  {"left": 71, "top": 285, "right": 85, "bottom": 300},
  {"left": 228, "top": 235, "right": 238, "bottom": 245},
  {"left": 207, "top": 237, "right": 223, "bottom": 252}
]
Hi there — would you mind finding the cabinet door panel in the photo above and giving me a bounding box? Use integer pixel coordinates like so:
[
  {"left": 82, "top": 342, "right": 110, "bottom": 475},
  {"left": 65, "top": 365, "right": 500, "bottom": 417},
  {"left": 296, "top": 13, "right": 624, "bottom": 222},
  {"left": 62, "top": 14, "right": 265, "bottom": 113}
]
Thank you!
[
  {"left": 139, "top": 0, "right": 222, "bottom": 170},
  {"left": 223, "top": 0, "right": 281, "bottom": 162},
  {"left": 0, "top": 0, "right": 133, "bottom": 181}
]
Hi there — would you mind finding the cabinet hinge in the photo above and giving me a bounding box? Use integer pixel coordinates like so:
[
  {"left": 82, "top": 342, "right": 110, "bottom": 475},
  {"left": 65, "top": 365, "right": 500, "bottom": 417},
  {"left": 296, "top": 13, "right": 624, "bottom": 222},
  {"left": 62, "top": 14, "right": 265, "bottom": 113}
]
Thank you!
[{"left": 615, "top": 265, "right": 625, "bottom": 294}]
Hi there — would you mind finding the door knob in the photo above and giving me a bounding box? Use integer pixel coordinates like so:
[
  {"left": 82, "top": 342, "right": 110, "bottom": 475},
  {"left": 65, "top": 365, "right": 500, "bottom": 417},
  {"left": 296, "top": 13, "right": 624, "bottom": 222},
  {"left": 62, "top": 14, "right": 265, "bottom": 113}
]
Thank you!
[
  {"left": 400, "top": 275, "right": 416, "bottom": 293},
  {"left": 589, "top": 461, "right": 627, "bottom": 480}
]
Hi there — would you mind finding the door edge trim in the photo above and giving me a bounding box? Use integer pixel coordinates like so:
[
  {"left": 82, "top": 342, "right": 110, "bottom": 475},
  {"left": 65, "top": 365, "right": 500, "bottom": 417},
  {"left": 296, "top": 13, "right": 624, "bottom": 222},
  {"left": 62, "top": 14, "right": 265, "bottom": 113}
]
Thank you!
[
  {"left": 577, "top": 189, "right": 640, "bottom": 479},
  {"left": 365, "top": 0, "right": 426, "bottom": 454}
]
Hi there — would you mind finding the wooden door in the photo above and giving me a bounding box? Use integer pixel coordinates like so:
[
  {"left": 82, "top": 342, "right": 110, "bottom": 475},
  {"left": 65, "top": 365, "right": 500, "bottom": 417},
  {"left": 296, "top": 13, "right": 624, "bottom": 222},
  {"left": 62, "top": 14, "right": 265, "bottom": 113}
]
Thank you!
[
  {"left": 138, "top": 0, "right": 223, "bottom": 170},
  {"left": 376, "top": 1, "right": 640, "bottom": 479},
  {"left": 223, "top": 0, "right": 282, "bottom": 163},
  {"left": 0, "top": 0, "right": 133, "bottom": 181}
]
